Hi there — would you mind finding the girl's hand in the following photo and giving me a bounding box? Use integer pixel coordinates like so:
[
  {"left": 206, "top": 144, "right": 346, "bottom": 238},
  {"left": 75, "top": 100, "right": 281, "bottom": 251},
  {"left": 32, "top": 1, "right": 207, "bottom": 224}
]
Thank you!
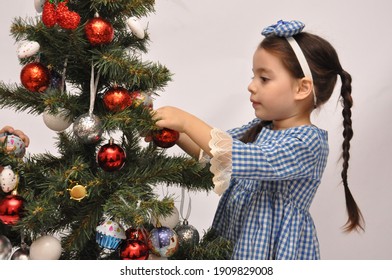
[
  {"left": 0, "top": 126, "right": 30, "bottom": 147},
  {"left": 153, "top": 106, "right": 191, "bottom": 133}
]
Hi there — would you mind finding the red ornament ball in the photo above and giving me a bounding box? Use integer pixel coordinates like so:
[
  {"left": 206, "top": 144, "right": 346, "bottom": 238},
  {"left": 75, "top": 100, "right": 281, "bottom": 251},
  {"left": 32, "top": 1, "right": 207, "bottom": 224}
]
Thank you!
[
  {"left": 0, "top": 195, "right": 25, "bottom": 225},
  {"left": 85, "top": 17, "right": 114, "bottom": 45},
  {"left": 97, "top": 140, "right": 126, "bottom": 172},
  {"left": 56, "top": 1, "right": 81, "bottom": 30},
  {"left": 103, "top": 87, "right": 132, "bottom": 112},
  {"left": 152, "top": 128, "right": 180, "bottom": 148},
  {"left": 119, "top": 240, "right": 149, "bottom": 260},
  {"left": 20, "top": 62, "right": 50, "bottom": 93},
  {"left": 125, "top": 227, "right": 148, "bottom": 242}
]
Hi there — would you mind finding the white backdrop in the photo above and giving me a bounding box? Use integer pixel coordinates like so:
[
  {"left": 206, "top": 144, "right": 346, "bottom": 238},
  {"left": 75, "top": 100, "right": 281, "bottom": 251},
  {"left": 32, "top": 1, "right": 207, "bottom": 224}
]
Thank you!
[{"left": 1, "top": 0, "right": 392, "bottom": 259}]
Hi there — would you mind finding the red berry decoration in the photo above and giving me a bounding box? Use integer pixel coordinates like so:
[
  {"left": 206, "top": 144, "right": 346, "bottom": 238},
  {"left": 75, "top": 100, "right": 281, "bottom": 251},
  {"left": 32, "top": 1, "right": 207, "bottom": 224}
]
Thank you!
[
  {"left": 119, "top": 240, "right": 149, "bottom": 260},
  {"left": 20, "top": 62, "right": 50, "bottom": 93},
  {"left": 85, "top": 16, "right": 114, "bottom": 46},
  {"left": 97, "top": 139, "right": 126, "bottom": 172},
  {"left": 152, "top": 128, "right": 179, "bottom": 148},
  {"left": 56, "top": 1, "right": 80, "bottom": 30},
  {"left": 0, "top": 194, "right": 25, "bottom": 225},
  {"left": 103, "top": 87, "right": 132, "bottom": 112},
  {"left": 42, "top": 0, "right": 57, "bottom": 28}
]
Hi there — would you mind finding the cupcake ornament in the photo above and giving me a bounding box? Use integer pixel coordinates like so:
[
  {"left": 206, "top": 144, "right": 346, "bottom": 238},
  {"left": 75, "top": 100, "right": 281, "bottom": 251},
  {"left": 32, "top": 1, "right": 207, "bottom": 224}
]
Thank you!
[{"left": 95, "top": 220, "right": 126, "bottom": 250}]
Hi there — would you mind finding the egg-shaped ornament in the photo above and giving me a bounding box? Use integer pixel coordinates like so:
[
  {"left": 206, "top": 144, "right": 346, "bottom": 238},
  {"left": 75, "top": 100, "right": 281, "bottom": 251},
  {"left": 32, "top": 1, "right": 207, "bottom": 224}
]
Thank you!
[
  {"left": 85, "top": 16, "right": 114, "bottom": 46},
  {"left": 97, "top": 139, "right": 126, "bottom": 172},
  {"left": 43, "top": 107, "right": 72, "bottom": 132},
  {"left": 148, "top": 226, "right": 179, "bottom": 258},
  {"left": 103, "top": 87, "right": 132, "bottom": 112},
  {"left": 151, "top": 206, "right": 180, "bottom": 229},
  {"left": 152, "top": 128, "right": 180, "bottom": 148},
  {"left": 1, "top": 134, "right": 26, "bottom": 158},
  {"left": 126, "top": 17, "right": 145, "bottom": 39},
  {"left": 20, "top": 62, "right": 50, "bottom": 93},
  {"left": 0, "top": 166, "right": 19, "bottom": 193},
  {"left": 73, "top": 113, "right": 103, "bottom": 144},
  {"left": 119, "top": 239, "right": 149, "bottom": 260},
  {"left": 34, "top": 0, "right": 45, "bottom": 13},
  {"left": 17, "top": 40, "right": 40, "bottom": 59},
  {"left": 29, "top": 235, "right": 62, "bottom": 260},
  {"left": 0, "top": 235, "right": 12, "bottom": 260},
  {"left": 95, "top": 220, "right": 126, "bottom": 250},
  {"left": 10, "top": 246, "right": 30, "bottom": 260},
  {"left": 0, "top": 194, "right": 25, "bottom": 225}
]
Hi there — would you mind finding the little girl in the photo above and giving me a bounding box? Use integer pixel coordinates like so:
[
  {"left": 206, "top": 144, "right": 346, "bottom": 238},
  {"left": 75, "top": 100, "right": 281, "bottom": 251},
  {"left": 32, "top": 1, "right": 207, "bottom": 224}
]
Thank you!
[{"left": 153, "top": 20, "right": 364, "bottom": 259}]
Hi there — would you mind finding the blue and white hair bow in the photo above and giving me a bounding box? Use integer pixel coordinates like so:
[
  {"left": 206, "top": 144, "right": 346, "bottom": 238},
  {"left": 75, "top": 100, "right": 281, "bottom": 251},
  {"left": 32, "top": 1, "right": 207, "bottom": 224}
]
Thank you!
[{"left": 261, "top": 20, "right": 305, "bottom": 37}]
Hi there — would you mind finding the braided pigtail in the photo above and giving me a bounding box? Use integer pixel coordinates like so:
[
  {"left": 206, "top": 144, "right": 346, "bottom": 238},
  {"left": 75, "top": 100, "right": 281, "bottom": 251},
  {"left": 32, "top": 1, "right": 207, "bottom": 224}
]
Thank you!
[
  {"left": 240, "top": 120, "right": 272, "bottom": 143},
  {"left": 339, "top": 69, "right": 365, "bottom": 232}
]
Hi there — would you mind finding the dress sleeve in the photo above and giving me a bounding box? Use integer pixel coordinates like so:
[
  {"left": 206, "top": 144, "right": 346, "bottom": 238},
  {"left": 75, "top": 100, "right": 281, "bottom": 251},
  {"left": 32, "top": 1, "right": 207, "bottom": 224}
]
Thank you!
[{"left": 231, "top": 132, "right": 320, "bottom": 181}]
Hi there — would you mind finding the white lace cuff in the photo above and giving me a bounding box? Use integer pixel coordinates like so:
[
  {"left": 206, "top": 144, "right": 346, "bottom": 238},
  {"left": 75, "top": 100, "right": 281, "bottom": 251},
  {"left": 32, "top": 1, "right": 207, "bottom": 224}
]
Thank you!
[{"left": 198, "top": 128, "right": 233, "bottom": 195}]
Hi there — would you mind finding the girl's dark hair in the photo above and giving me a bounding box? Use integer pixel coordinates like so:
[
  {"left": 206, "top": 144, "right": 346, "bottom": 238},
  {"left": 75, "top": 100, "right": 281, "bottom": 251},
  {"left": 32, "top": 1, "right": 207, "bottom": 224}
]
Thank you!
[{"left": 240, "top": 32, "right": 364, "bottom": 232}]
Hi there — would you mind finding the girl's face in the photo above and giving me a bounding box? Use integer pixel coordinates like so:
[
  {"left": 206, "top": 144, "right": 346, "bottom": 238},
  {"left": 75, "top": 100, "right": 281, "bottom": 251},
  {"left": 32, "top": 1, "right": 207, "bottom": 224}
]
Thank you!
[{"left": 248, "top": 48, "right": 300, "bottom": 123}]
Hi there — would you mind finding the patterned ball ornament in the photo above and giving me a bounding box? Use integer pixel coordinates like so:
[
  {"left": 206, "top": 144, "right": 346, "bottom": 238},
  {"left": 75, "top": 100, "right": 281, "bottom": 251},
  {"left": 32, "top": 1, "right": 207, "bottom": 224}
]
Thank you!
[
  {"left": 0, "top": 134, "right": 26, "bottom": 158},
  {"left": 152, "top": 128, "right": 179, "bottom": 148},
  {"left": 85, "top": 16, "right": 114, "bottom": 46},
  {"left": 119, "top": 240, "right": 149, "bottom": 260},
  {"left": 130, "top": 91, "right": 154, "bottom": 109},
  {"left": 148, "top": 226, "right": 179, "bottom": 257},
  {"left": 175, "top": 220, "right": 200, "bottom": 247},
  {"left": 103, "top": 87, "right": 132, "bottom": 112},
  {"left": 0, "top": 166, "right": 19, "bottom": 193},
  {"left": 10, "top": 246, "right": 30, "bottom": 260},
  {"left": 0, "top": 235, "right": 12, "bottom": 260},
  {"left": 97, "top": 139, "right": 126, "bottom": 172},
  {"left": 20, "top": 62, "right": 50, "bottom": 93},
  {"left": 0, "top": 194, "right": 25, "bottom": 225}
]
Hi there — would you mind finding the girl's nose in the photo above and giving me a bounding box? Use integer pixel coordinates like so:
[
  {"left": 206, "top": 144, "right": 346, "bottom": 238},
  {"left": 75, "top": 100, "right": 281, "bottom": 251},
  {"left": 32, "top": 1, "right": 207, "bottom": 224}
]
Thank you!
[{"left": 248, "top": 80, "right": 256, "bottom": 94}]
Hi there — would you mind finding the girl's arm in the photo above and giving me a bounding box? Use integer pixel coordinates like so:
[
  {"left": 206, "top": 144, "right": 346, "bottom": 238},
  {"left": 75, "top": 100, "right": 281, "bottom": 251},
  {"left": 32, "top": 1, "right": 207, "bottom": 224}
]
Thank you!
[
  {"left": 153, "top": 106, "right": 213, "bottom": 157},
  {"left": 176, "top": 133, "right": 201, "bottom": 159}
]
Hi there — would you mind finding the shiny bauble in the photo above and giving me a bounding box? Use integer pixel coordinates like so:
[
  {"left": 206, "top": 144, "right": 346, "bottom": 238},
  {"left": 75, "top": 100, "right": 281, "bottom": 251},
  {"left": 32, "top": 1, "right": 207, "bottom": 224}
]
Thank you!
[
  {"left": 34, "top": 0, "right": 45, "bottom": 13},
  {"left": 43, "top": 107, "right": 72, "bottom": 132},
  {"left": 48, "top": 69, "right": 64, "bottom": 91},
  {"left": 126, "top": 17, "right": 145, "bottom": 39},
  {"left": 0, "top": 166, "right": 19, "bottom": 193},
  {"left": 97, "top": 140, "right": 126, "bottom": 172},
  {"left": 2, "top": 134, "right": 26, "bottom": 158},
  {"left": 148, "top": 226, "right": 179, "bottom": 258},
  {"left": 0, "top": 235, "right": 12, "bottom": 260},
  {"left": 29, "top": 235, "right": 62, "bottom": 260},
  {"left": 73, "top": 113, "right": 103, "bottom": 144},
  {"left": 0, "top": 194, "right": 25, "bottom": 225},
  {"left": 10, "top": 246, "right": 30, "bottom": 260},
  {"left": 56, "top": 1, "right": 80, "bottom": 30},
  {"left": 125, "top": 227, "right": 148, "bottom": 242},
  {"left": 20, "top": 62, "right": 50, "bottom": 93},
  {"left": 85, "top": 17, "right": 114, "bottom": 45},
  {"left": 151, "top": 206, "right": 180, "bottom": 229},
  {"left": 152, "top": 128, "right": 180, "bottom": 148},
  {"left": 96, "top": 220, "right": 126, "bottom": 250},
  {"left": 130, "top": 91, "right": 153, "bottom": 109},
  {"left": 17, "top": 40, "right": 40, "bottom": 59},
  {"left": 119, "top": 240, "right": 149, "bottom": 260},
  {"left": 175, "top": 221, "right": 200, "bottom": 247},
  {"left": 103, "top": 87, "right": 132, "bottom": 112}
]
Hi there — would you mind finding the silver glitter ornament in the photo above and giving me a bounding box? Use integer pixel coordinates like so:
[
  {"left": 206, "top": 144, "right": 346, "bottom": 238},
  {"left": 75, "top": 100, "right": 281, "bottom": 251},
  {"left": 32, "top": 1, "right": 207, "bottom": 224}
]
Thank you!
[
  {"left": 10, "top": 246, "right": 30, "bottom": 260},
  {"left": 73, "top": 113, "right": 103, "bottom": 144},
  {"left": 175, "top": 220, "right": 200, "bottom": 247},
  {"left": 0, "top": 235, "right": 12, "bottom": 260}
]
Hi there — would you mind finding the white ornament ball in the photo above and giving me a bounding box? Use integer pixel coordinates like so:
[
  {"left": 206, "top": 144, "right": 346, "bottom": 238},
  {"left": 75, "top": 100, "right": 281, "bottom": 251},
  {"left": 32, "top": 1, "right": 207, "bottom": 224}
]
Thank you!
[
  {"left": 126, "top": 17, "right": 145, "bottom": 39},
  {"left": 0, "top": 166, "right": 19, "bottom": 193},
  {"left": 0, "top": 235, "right": 12, "bottom": 260},
  {"left": 29, "top": 235, "right": 62, "bottom": 260},
  {"left": 34, "top": 0, "right": 45, "bottom": 13},
  {"left": 151, "top": 206, "right": 180, "bottom": 229},
  {"left": 43, "top": 108, "right": 72, "bottom": 132},
  {"left": 17, "top": 40, "right": 40, "bottom": 59}
]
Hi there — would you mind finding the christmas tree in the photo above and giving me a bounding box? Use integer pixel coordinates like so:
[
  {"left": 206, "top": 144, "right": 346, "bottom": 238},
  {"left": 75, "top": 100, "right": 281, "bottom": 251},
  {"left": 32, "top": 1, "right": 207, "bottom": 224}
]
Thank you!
[{"left": 0, "top": 0, "right": 231, "bottom": 260}]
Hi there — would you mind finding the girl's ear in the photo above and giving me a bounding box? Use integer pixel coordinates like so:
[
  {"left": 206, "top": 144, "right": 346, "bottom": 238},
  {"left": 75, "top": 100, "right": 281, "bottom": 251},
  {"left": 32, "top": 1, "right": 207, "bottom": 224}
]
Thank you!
[{"left": 294, "top": 77, "right": 313, "bottom": 101}]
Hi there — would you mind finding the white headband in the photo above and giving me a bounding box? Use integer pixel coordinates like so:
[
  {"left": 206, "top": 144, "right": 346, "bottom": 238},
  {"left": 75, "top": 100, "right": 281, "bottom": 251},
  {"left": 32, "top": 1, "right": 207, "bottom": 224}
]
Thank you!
[{"left": 285, "top": 37, "right": 317, "bottom": 107}]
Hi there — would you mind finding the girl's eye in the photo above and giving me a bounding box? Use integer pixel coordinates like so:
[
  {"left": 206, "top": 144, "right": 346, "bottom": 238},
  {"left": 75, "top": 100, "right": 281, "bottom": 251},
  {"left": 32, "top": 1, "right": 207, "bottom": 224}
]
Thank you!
[{"left": 260, "top": 77, "right": 269, "bottom": 82}]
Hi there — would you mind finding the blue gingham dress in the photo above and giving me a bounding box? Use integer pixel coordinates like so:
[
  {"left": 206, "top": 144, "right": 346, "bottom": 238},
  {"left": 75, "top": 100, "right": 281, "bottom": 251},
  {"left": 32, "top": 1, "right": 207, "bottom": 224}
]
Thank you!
[{"left": 211, "top": 119, "right": 329, "bottom": 259}]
